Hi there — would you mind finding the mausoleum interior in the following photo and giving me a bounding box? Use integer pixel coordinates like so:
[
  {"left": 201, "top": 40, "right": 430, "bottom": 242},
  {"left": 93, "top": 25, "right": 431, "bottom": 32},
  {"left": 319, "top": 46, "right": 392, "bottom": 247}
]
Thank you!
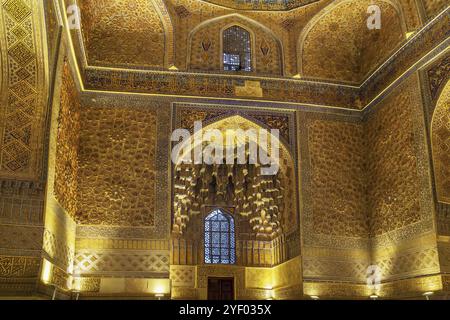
[{"left": 0, "top": 0, "right": 449, "bottom": 300}]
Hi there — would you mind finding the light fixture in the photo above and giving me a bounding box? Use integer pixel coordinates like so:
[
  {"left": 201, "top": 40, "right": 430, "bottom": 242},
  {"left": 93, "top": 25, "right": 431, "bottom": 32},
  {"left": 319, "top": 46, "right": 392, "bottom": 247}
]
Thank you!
[
  {"left": 169, "top": 65, "right": 179, "bottom": 71},
  {"left": 370, "top": 294, "right": 379, "bottom": 300},
  {"left": 73, "top": 291, "right": 80, "bottom": 301},
  {"left": 310, "top": 295, "right": 320, "bottom": 300},
  {"left": 423, "top": 291, "right": 434, "bottom": 300},
  {"left": 292, "top": 74, "right": 301, "bottom": 79},
  {"left": 155, "top": 293, "right": 165, "bottom": 300}
]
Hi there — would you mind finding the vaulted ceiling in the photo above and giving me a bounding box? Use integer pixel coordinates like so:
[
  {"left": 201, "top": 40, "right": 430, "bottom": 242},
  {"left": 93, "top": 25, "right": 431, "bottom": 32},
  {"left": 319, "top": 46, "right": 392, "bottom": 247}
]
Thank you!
[
  {"left": 68, "top": 0, "right": 443, "bottom": 84},
  {"left": 78, "top": 0, "right": 167, "bottom": 68}
]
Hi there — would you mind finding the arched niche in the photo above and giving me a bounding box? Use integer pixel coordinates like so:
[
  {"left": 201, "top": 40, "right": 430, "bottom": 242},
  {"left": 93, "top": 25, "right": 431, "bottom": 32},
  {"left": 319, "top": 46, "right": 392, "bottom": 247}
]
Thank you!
[
  {"left": 187, "top": 14, "right": 284, "bottom": 76},
  {"left": 172, "top": 115, "right": 298, "bottom": 241},
  {"left": 297, "top": 0, "right": 406, "bottom": 83},
  {"left": 431, "top": 80, "right": 450, "bottom": 203}
]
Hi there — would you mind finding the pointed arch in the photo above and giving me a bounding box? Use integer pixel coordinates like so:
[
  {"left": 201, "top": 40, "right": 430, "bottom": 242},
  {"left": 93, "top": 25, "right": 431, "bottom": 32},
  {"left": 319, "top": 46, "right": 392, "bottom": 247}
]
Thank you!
[
  {"left": 204, "top": 208, "right": 236, "bottom": 264},
  {"left": 172, "top": 114, "right": 298, "bottom": 240}
]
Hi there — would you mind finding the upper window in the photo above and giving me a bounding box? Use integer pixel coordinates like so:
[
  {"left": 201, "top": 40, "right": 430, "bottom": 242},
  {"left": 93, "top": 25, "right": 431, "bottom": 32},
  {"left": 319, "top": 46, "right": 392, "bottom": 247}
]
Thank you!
[
  {"left": 223, "top": 26, "right": 252, "bottom": 72},
  {"left": 204, "top": 209, "right": 236, "bottom": 264}
]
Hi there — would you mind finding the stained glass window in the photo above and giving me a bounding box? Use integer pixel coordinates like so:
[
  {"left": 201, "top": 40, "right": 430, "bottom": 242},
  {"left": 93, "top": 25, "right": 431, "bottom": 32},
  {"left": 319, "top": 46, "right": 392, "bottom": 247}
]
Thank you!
[
  {"left": 223, "top": 26, "right": 252, "bottom": 72},
  {"left": 204, "top": 209, "right": 236, "bottom": 264}
]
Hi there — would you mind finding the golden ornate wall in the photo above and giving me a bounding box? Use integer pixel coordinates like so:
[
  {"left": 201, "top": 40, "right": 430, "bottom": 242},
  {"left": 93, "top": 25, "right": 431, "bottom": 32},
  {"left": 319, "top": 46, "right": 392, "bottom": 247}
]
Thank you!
[
  {"left": 0, "top": 0, "right": 449, "bottom": 300},
  {"left": 77, "top": 105, "right": 158, "bottom": 226},
  {"left": 54, "top": 59, "right": 80, "bottom": 218},
  {"left": 300, "top": 0, "right": 405, "bottom": 83},
  {"left": 367, "top": 73, "right": 439, "bottom": 296},
  {"left": 188, "top": 15, "right": 282, "bottom": 75},
  {"left": 78, "top": 0, "right": 167, "bottom": 68},
  {"left": 0, "top": 0, "right": 48, "bottom": 179},
  {"left": 0, "top": 0, "right": 50, "bottom": 296},
  {"left": 431, "top": 80, "right": 450, "bottom": 203}
]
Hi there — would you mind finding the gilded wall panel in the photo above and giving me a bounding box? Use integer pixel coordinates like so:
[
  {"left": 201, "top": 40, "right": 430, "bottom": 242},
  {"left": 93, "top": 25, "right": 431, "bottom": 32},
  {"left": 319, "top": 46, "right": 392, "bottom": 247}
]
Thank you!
[
  {"left": 78, "top": 0, "right": 166, "bottom": 68},
  {"left": 375, "top": 246, "right": 440, "bottom": 281},
  {"left": 379, "top": 274, "right": 442, "bottom": 297},
  {"left": 303, "top": 258, "right": 368, "bottom": 282},
  {"left": 77, "top": 106, "right": 157, "bottom": 227},
  {"left": 0, "top": 255, "right": 40, "bottom": 278},
  {"left": 74, "top": 249, "right": 170, "bottom": 277},
  {"left": 366, "top": 73, "right": 438, "bottom": 285},
  {"left": 272, "top": 256, "right": 302, "bottom": 289},
  {"left": 170, "top": 265, "right": 196, "bottom": 288},
  {"left": 0, "top": 180, "right": 44, "bottom": 224},
  {"left": 245, "top": 267, "right": 273, "bottom": 289},
  {"left": 303, "top": 281, "right": 370, "bottom": 298},
  {"left": 54, "top": 60, "right": 80, "bottom": 218},
  {"left": 73, "top": 276, "right": 100, "bottom": 292},
  {"left": 437, "top": 241, "right": 450, "bottom": 273},
  {"left": 301, "top": 0, "right": 404, "bottom": 83},
  {"left": 421, "top": 0, "right": 449, "bottom": 20},
  {"left": 366, "top": 74, "right": 431, "bottom": 236},
  {"left": 305, "top": 118, "right": 368, "bottom": 239},
  {"left": 0, "top": 224, "right": 43, "bottom": 252},
  {"left": 429, "top": 54, "right": 450, "bottom": 99},
  {"left": 44, "top": 46, "right": 78, "bottom": 285},
  {"left": 76, "top": 238, "right": 169, "bottom": 251},
  {"left": 43, "top": 229, "right": 74, "bottom": 272},
  {"left": 437, "top": 203, "right": 450, "bottom": 236},
  {"left": 72, "top": 95, "right": 171, "bottom": 239},
  {"left": 431, "top": 79, "right": 450, "bottom": 203},
  {"left": 299, "top": 111, "right": 370, "bottom": 284},
  {"left": 0, "top": 0, "right": 48, "bottom": 180}
]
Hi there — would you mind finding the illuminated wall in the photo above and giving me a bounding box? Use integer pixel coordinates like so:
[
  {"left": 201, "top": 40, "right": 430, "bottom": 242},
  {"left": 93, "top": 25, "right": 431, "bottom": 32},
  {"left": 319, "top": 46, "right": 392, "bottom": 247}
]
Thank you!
[
  {"left": 0, "top": 0, "right": 448, "bottom": 300},
  {"left": 366, "top": 73, "right": 440, "bottom": 297},
  {"left": 0, "top": 0, "right": 49, "bottom": 296}
]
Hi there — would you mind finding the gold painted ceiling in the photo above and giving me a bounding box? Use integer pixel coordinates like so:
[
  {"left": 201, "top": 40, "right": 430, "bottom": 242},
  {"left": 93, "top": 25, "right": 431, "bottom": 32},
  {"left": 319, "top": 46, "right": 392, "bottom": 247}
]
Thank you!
[
  {"left": 78, "top": 0, "right": 166, "bottom": 68},
  {"left": 68, "top": 0, "right": 430, "bottom": 84},
  {"left": 201, "top": 0, "right": 320, "bottom": 11}
]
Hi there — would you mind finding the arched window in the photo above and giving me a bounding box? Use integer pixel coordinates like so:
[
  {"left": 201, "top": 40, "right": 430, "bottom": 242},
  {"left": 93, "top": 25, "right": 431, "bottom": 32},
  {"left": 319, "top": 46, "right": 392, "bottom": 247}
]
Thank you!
[
  {"left": 223, "top": 26, "right": 252, "bottom": 72},
  {"left": 204, "top": 209, "right": 236, "bottom": 264}
]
